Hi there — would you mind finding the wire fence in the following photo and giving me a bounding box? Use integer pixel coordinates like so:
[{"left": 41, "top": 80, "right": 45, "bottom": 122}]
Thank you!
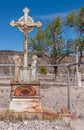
[{"left": 0, "top": 63, "right": 84, "bottom": 117}]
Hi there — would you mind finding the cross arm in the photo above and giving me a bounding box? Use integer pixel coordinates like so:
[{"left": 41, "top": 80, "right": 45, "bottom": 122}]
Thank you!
[
  {"left": 10, "top": 20, "right": 18, "bottom": 27},
  {"left": 10, "top": 20, "right": 25, "bottom": 27},
  {"left": 34, "top": 21, "right": 42, "bottom": 28},
  {"left": 10, "top": 20, "right": 42, "bottom": 28}
]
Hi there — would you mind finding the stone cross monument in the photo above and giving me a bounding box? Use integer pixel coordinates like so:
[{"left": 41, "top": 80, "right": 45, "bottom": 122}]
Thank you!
[
  {"left": 10, "top": 7, "right": 42, "bottom": 83},
  {"left": 9, "top": 8, "right": 42, "bottom": 115}
]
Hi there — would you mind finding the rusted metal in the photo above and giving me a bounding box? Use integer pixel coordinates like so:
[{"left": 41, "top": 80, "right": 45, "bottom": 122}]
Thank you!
[{"left": 14, "top": 86, "right": 36, "bottom": 96}]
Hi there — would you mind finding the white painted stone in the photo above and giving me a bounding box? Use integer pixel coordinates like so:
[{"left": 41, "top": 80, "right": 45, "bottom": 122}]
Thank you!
[
  {"left": 9, "top": 98, "right": 42, "bottom": 113},
  {"left": 19, "top": 69, "right": 31, "bottom": 83},
  {"left": 31, "top": 55, "right": 37, "bottom": 82},
  {"left": 13, "top": 55, "right": 21, "bottom": 82}
]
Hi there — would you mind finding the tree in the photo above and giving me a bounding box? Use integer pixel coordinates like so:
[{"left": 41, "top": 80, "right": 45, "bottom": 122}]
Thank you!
[
  {"left": 76, "top": 37, "right": 84, "bottom": 63},
  {"left": 46, "top": 17, "right": 70, "bottom": 76},
  {"left": 65, "top": 39, "right": 76, "bottom": 54},
  {"left": 30, "top": 17, "right": 70, "bottom": 77},
  {"left": 29, "top": 28, "right": 49, "bottom": 57},
  {"left": 65, "top": 6, "right": 84, "bottom": 62}
]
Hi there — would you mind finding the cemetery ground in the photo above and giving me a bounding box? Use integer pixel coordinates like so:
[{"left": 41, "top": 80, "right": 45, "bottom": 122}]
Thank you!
[{"left": 0, "top": 75, "right": 84, "bottom": 130}]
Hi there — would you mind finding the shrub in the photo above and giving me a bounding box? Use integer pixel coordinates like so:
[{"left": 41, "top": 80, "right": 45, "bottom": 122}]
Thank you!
[{"left": 40, "top": 66, "right": 46, "bottom": 74}]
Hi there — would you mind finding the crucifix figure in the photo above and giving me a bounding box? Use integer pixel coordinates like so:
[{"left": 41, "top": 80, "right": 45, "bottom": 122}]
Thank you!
[{"left": 10, "top": 7, "right": 42, "bottom": 83}]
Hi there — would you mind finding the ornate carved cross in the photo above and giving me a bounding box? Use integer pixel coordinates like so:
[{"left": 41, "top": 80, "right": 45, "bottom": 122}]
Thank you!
[{"left": 10, "top": 7, "right": 42, "bottom": 68}]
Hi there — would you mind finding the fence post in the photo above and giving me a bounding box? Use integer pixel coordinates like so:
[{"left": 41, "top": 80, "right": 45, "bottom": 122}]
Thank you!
[
  {"left": 9, "top": 65, "right": 12, "bottom": 76},
  {"left": 67, "top": 66, "right": 70, "bottom": 110}
]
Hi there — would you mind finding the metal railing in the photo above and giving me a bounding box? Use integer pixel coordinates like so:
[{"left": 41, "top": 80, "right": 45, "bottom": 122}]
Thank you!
[{"left": 0, "top": 64, "right": 14, "bottom": 76}]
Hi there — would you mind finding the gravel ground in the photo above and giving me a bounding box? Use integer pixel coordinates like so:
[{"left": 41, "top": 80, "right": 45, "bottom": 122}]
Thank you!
[
  {"left": 40, "top": 85, "right": 84, "bottom": 118},
  {"left": 0, "top": 78, "right": 84, "bottom": 129},
  {"left": 0, "top": 119, "right": 72, "bottom": 130}
]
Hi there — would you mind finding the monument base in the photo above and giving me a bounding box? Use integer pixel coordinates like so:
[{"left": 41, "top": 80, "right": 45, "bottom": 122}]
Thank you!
[
  {"left": 9, "top": 82, "right": 42, "bottom": 118},
  {"left": 9, "top": 98, "right": 42, "bottom": 113}
]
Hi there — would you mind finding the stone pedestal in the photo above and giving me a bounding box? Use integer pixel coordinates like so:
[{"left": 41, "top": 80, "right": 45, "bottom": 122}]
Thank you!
[
  {"left": 9, "top": 98, "right": 42, "bottom": 113},
  {"left": 9, "top": 83, "right": 42, "bottom": 115},
  {"left": 19, "top": 68, "right": 31, "bottom": 83}
]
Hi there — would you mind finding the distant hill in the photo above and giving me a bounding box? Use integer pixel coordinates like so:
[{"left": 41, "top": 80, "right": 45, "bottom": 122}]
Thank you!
[
  {"left": 0, "top": 50, "right": 83, "bottom": 65},
  {"left": 0, "top": 50, "right": 23, "bottom": 64},
  {"left": 0, "top": 50, "right": 84, "bottom": 75}
]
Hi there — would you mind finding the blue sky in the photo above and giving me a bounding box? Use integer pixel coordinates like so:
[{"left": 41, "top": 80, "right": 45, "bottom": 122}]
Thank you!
[{"left": 0, "top": 0, "right": 84, "bottom": 51}]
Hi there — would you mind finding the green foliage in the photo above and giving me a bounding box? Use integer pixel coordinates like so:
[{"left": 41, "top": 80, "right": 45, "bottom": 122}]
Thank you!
[
  {"left": 78, "top": 6, "right": 84, "bottom": 38},
  {"left": 29, "top": 5, "right": 84, "bottom": 75},
  {"left": 17, "top": 114, "right": 23, "bottom": 121},
  {"left": 65, "top": 11, "right": 76, "bottom": 27},
  {"left": 76, "top": 37, "right": 84, "bottom": 48},
  {"left": 48, "top": 16, "right": 62, "bottom": 34},
  {"left": 40, "top": 66, "right": 46, "bottom": 74},
  {"left": 46, "top": 16, "right": 68, "bottom": 66},
  {"left": 65, "top": 6, "right": 84, "bottom": 63},
  {"left": 79, "top": 6, "right": 84, "bottom": 26},
  {"left": 8, "top": 111, "right": 14, "bottom": 121},
  {"left": 29, "top": 28, "right": 49, "bottom": 57},
  {"left": 65, "top": 6, "right": 84, "bottom": 35}
]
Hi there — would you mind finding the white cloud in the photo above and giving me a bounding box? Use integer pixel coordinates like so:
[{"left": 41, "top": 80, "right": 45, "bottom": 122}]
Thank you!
[{"left": 33, "top": 12, "right": 67, "bottom": 24}]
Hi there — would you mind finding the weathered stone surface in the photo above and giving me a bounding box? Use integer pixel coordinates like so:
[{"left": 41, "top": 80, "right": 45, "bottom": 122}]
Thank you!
[
  {"left": 19, "top": 69, "right": 31, "bottom": 83},
  {"left": 13, "top": 55, "right": 21, "bottom": 82},
  {"left": 31, "top": 55, "right": 38, "bottom": 82},
  {"left": 9, "top": 98, "right": 42, "bottom": 113},
  {"left": 9, "top": 82, "right": 42, "bottom": 115}
]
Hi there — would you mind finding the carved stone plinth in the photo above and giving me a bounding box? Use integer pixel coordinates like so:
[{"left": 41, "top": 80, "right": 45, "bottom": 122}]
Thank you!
[
  {"left": 9, "top": 83, "right": 42, "bottom": 115},
  {"left": 9, "top": 98, "right": 42, "bottom": 113}
]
